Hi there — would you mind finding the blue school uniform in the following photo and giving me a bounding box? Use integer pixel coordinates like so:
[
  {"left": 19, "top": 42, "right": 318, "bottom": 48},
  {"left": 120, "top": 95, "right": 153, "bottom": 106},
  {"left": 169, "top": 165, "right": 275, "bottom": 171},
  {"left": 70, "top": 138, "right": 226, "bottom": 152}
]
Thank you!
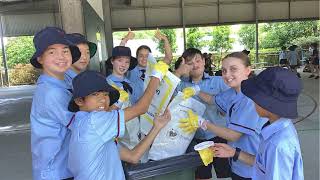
[
  {"left": 176, "top": 74, "right": 230, "bottom": 140},
  {"left": 106, "top": 74, "right": 135, "bottom": 104},
  {"left": 68, "top": 110, "right": 126, "bottom": 180},
  {"left": 30, "top": 74, "right": 74, "bottom": 180},
  {"left": 253, "top": 118, "right": 304, "bottom": 180},
  {"left": 215, "top": 88, "right": 267, "bottom": 178},
  {"left": 127, "top": 66, "right": 146, "bottom": 104},
  {"left": 64, "top": 69, "right": 78, "bottom": 89}
]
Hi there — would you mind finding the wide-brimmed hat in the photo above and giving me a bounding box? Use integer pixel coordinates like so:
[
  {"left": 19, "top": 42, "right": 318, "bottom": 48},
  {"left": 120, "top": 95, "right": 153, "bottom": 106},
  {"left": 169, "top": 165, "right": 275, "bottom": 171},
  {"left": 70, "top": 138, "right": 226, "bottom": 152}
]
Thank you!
[
  {"left": 241, "top": 67, "right": 302, "bottom": 119},
  {"left": 105, "top": 46, "right": 138, "bottom": 71},
  {"left": 68, "top": 70, "right": 120, "bottom": 112},
  {"left": 30, "top": 27, "right": 81, "bottom": 69},
  {"left": 65, "top": 33, "right": 97, "bottom": 58}
]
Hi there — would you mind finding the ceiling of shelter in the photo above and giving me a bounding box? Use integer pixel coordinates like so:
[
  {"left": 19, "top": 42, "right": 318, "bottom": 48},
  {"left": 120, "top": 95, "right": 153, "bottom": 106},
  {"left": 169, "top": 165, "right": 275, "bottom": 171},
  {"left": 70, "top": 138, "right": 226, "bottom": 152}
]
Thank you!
[
  {"left": 0, "top": 0, "right": 318, "bottom": 36},
  {"left": 110, "top": 0, "right": 319, "bottom": 30}
]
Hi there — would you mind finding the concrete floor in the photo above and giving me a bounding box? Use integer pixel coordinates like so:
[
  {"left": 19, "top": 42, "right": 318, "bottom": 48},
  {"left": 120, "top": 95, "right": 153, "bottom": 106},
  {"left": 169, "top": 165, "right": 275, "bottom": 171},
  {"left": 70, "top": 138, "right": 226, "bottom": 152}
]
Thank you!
[{"left": 0, "top": 72, "right": 319, "bottom": 180}]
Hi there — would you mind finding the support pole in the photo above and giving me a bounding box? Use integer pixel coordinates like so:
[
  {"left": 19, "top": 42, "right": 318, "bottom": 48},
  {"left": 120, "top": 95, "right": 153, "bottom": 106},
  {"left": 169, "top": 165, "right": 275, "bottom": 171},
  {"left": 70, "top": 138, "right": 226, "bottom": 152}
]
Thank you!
[
  {"left": 181, "top": 0, "right": 186, "bottom": 51},
  {"left": 255, "top": 0, "right": 259, "bottom": 64},
  {"left": 0, "top": 16, "right": 9, "bottom": 86}
]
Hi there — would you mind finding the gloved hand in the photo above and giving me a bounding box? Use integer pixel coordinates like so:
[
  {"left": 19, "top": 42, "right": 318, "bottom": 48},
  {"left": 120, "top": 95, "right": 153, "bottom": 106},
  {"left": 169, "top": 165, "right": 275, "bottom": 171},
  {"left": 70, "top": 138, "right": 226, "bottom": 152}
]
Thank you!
[
  {"left": 179, "top": 110, "right": 206, "bottom": 134},
  {"left": 182, "top": 85, "right": 200, "bottom": 99},
  {"left": 112, "top": 85, "right": 129, "bottom": 108},
  {"left": 151, "top": 60, "right": 169, "bottom": 81}
]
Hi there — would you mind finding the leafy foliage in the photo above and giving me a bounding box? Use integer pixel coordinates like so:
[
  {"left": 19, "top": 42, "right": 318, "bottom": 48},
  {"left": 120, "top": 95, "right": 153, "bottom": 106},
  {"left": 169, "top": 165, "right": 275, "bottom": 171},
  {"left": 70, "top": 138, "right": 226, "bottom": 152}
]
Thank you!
[
  {"left": 9, "top": 63, "right": 41, "bottom": 85},
  {"left": 186, "top": 27, "right": 205, "bottom": 49},
  {"left": 238, "top": 24, "right": 256, "bottom": 50},
  {"left": 208, "top": 26, "right": 234, "bottom": 53},
  {"left": 5, "top": 36, "right": 35, "bottom": 68}
]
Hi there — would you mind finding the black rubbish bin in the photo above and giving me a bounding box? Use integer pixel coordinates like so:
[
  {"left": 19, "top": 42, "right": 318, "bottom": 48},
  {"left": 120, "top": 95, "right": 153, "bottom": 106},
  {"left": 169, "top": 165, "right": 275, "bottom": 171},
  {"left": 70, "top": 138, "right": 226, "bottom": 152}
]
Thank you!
[{"left": 123, "top": 152, "right": 203, "bottom": 180}]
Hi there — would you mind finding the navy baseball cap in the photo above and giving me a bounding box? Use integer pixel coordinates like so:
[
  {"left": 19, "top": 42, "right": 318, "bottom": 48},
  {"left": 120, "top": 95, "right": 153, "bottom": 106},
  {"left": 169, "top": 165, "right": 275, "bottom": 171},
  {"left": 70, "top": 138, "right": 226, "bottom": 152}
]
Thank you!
[
  {"left": 241, "top": 67, "right": 302, "bottom": 119},
  {"left": 68, "top": 70, "right": 120, "bottom": 112},
  {"left": 65, "top": 33, "right": 97, "bottom": 58},
  {"left": 106, "top": 46, "right": 138, "bottom": 70},
  {"left": 30, "top": 27, "right": 81, "bottom": 69}
]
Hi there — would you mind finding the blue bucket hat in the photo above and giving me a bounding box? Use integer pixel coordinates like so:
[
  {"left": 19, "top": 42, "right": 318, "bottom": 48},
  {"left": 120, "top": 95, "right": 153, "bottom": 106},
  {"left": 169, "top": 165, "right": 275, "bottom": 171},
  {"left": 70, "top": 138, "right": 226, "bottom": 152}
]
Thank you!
[
  {"left": 30, "top": 27, "right": 81, "bottom": 69},
  {"left": 106, "top": 46, "right": 138, "bottom": 71},
  {"left": 68, "top": 70, "right": 120, "bottom": 112},
  {"left": 241, "top": 67, "right": 302, "bottom": 119},
  {"left": 65, "top": 33, "right": 97, "bottom": 58}
]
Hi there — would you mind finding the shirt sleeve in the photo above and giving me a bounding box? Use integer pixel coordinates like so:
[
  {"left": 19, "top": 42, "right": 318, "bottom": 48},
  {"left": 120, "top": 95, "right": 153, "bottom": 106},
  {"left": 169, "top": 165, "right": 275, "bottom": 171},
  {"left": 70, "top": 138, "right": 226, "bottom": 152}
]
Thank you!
[
  {"left": 44, "top": 88, "right": 74, "bottom": 126},
  {"left": 214, "top": 90, "right": 232, "bottom": 114},
  {"left": 264, "top": 145, "right": 299, "bottom": 180},
  {"left": 227, "top": 98, "right": 260, "bottom": 136},
  {"left": 91, "top": 110, "right": 125, "bottom": 143}
]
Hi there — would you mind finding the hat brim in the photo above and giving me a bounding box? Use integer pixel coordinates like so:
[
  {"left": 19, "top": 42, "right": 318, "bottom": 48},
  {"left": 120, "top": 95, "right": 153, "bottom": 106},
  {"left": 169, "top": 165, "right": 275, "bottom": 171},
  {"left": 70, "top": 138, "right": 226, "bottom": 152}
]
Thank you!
[
  {"left": 88, "top": 42, "right": 97, "bottom": 58},
  {"left": 68, "top": 86, "right": 120, "bottom": 112},
  {"left": 105, "top": 56, "right": 138, "bottom": 71},
  {"left": 241, "top": 78, "right": 298, "bottom": 119},
  {"left": 30, "top": 44, "right": 81, "bottom": 69}
]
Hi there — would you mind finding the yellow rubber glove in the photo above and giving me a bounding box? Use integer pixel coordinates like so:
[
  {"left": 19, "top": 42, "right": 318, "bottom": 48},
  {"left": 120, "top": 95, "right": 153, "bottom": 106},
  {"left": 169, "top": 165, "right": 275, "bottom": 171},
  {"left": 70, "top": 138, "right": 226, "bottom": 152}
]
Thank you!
[
  {"left": 182, "top": 85, "right": 200, "bottom": 99},
  {"left": 112, "top": 85, "right": 129, "bottom": 108},
  {"left": 151, "top": 61, "right": 169, "bottom": 81},
  {"left": 179, "top": 110, "right": 205, "bottom": 134}
]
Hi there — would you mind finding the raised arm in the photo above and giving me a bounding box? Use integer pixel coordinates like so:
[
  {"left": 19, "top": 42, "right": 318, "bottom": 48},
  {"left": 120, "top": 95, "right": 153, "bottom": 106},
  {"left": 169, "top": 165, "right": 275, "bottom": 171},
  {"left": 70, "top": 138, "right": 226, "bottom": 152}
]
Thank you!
[
  {"left": 120, "top": 110, "right": 171, "bottom": 164},
  {"left": 120, "top": 28, "right": 135, "bottom": 46},
  {"left": 155, "top": 29, "right": 173, "bottom": 65}
]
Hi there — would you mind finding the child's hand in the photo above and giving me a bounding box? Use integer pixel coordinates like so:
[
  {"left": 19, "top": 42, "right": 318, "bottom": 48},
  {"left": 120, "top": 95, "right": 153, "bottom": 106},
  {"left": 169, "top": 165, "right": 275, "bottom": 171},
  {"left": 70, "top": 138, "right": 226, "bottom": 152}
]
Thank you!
[
  {"left": 153, "top": 109, "right": 171, "bottom": 130},
  {"left": 124, "top": 28, "right": 135, "bottom": 40},
  {"left": 175, "top": 57, "right": 192, "bottom": 77},
  {"left": 154, "top": 28, "right": 167, "bottom": 41},
  {"left": 211, "top": 143, "right": 236, "bottom": 158}
]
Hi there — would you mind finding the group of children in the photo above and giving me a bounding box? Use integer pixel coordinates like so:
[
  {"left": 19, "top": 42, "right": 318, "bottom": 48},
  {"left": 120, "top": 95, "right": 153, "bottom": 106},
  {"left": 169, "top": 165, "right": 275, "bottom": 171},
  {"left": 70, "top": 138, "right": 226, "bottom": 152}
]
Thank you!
[{"left": 30, "top": 26, "right": 304, "bottom": 180}]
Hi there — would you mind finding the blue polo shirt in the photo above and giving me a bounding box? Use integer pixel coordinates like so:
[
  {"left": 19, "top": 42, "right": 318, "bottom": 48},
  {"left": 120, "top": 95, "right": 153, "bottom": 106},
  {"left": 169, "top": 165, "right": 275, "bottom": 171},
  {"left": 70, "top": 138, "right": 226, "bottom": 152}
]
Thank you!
[
  {"left": 30, "top": 74, "right": 74, "bottom": 180},
  {"left": 253, "top": 118, "right": 304, "bottom": 180},
  {"left": 215, "top": 88, "right": 267, "bottom": 178},
  {"left": 106, "top": 74, "right": 135, "bottom": 104},
  {"left": 64, "top": 69, "right": 78, "bottom": 89},
  {"left": 127, "top": 66, "right": 146, "bottom": 104},
  {"left": 68, "top": 110, "right": 126, "bottom": 180},
  {"left": 176, "top": 73, "right": 230, "bottom": 140}
]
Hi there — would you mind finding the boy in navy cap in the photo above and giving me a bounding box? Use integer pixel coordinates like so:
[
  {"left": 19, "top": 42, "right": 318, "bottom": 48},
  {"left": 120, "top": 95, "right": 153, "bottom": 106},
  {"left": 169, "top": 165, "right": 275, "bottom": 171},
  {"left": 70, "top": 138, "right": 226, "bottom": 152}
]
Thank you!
[
  {"left": 213, "top": 67, "right": 304, "bottom": 180},
  {"left": 64, "top": 33, "right": 97, "bottom": 89},
  {"left": 29, "top": 27, "right": 81, "bottom": 180},
  {"left": 67, "top": 61, "right": 168, "bottom": 179}
]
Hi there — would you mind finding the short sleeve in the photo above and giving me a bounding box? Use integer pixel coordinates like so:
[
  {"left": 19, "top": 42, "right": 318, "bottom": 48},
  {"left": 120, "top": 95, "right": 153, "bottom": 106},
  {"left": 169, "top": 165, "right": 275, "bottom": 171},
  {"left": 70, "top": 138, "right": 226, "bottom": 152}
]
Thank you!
[
  {"left": 214, "top": 89, "right": 235, "bottom": 113},
  {"left": 227, "top": 98, "right": 261, "bottom": 136},
  {"left": 92, "top": 110, "right": 125, "bottom": 142},
  {"left": 44, "top": 88, "right": 74, "bottom": 126}
]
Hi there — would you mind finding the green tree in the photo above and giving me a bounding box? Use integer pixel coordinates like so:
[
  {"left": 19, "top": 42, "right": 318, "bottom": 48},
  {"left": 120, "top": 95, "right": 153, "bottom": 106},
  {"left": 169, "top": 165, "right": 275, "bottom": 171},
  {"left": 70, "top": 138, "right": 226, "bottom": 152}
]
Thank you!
[
  {"left": 209, "top": 26, "right": 234, "bottom": 56},
  {"left": 186, "top": 27, "right": 205, "bottom": 49},
  {"left": 156, "top": 29, "right": 177, "bottom": 53},
  {"left": 260, "top": 21, "right": 319, "bottom": 49},
  {"left": 238, "top": 24, "right": 256, "bottom": 50},
  {"left": 5, "top": 36, "right": 34, "bottom": 68}
]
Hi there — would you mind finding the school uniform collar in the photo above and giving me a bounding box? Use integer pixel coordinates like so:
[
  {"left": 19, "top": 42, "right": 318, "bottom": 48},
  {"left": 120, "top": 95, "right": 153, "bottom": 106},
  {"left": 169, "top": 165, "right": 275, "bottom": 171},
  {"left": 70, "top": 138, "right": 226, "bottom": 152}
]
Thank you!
[
  {"left": 261, "top": 118, "right": 291, "bottom": 140},
  {"left": 37, "top": 73, "right": 69, "bottom": 89},
  {"left": 137, "top": 66, "right": 146, "bottom": 71},
  {"left": 66, "top": 68, "right": 78, "bottom": 78},
  {"left": 108, "top": 74, "right": 130, "bottom": 83},
  {"left": 188, "top": 73, "right": 210, "bottom": 83}
]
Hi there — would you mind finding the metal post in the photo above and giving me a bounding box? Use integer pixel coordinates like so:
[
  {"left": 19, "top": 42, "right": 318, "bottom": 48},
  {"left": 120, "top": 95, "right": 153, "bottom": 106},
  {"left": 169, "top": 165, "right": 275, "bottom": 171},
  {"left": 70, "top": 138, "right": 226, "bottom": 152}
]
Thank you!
[
  {"left": 181, "top": 0, "right": 186, "bottom": 51},
  {"left": 255, "top": 0, "right": 259, "bottom": 64},
  {"left": 0, "top": 16, "right": 9, "bottom": 86}
]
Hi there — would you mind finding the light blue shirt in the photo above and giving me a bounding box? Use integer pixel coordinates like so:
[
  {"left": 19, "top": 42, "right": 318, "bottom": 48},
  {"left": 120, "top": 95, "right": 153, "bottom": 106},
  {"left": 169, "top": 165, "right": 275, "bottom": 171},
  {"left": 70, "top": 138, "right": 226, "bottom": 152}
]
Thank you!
[
  {"left": 176, "top": 74, "right": 230, "bottom": 139},
  {"left": 127, "top": 66, "right": 146, "bottom": 104},
  {"left": 64, "top": 69, "right": 78, "bottom": 90},
  {"left": 106, "top": 74, "right": 135, "bottom": 104},
  {"left": 215, "top": 88, "right": 267, "bottom": 178},
  {"left": 68, "top": 110, "right": 126, "bottom": 180},
  {"left": 253, "top": 118, "right": 304, "bottom": 180},
  {"left": 30, "top": 74, "right": 74, "bottom": 180}
]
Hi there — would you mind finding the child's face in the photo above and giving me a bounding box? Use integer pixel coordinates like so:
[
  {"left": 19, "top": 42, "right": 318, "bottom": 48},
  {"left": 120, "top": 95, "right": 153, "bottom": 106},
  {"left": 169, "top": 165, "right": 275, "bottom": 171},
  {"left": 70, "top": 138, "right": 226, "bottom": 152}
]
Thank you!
[
  {"left": 76, "top": 91, "right": 110, "bottom": 112},
  {"left": 112, "top": 56, "right": 130, "bottom": 76},
  {"left": 137, "top": 48, "right": 149, "bottom": 67},
  {"left": 71, "top": 43, "right": 90, "bottom": 72},
  {"left": 37, "top": 44, "right": 72, "bottom": 79},
  {"left": 222, "top": 57, "right": 251, "bottom": 91},
  {"left": 189, "top": 54, "right": 205, "bottom": 79}
]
